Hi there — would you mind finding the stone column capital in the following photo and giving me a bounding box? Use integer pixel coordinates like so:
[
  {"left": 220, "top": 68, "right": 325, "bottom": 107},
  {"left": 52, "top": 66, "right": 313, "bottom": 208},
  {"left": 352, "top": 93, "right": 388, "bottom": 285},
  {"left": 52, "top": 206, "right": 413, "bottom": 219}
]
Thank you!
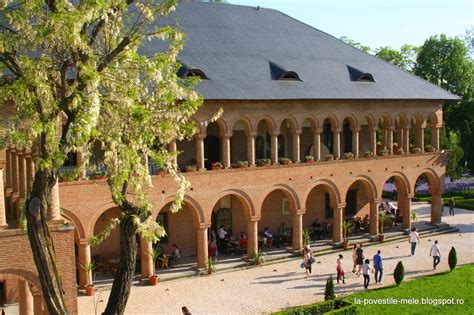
[
  {"left": 314, "top": 128, "right": 323, "bottom": 134},
  {"left": 195, "top": 134, "right": 206, "bottom": 141},
  {"left": 223, "top": 132, "right": 233, "bottom": 139},
  {"left": 292, "top": 129, "right": 302, "bottom": 135},
  {"left": 246, "top": 131, "right": 257, "bottom": 137}
]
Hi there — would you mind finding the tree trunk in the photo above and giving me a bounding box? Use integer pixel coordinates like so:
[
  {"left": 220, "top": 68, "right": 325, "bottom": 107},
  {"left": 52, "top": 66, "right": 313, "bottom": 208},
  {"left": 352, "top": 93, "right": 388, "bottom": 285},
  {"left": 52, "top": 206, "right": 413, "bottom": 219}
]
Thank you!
[
  {"left": 103, "top": 213, "right": 138, "bottom": 315},
  {"left": 25, "top": 169, "right": 69, "bottom": 314}
]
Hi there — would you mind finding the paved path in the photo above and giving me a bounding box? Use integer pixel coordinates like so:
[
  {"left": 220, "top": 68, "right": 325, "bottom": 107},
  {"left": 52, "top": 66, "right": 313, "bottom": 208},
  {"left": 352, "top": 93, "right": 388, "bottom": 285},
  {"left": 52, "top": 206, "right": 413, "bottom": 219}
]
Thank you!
[{"left": 76, "top": 203, "right": 474, "bottom": 315}]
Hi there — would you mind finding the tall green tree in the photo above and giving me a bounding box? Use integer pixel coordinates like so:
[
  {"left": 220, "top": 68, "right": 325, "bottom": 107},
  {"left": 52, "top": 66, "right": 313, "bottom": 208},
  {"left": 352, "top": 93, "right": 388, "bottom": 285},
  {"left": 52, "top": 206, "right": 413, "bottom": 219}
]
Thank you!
[
  {"left": 0, "top": 1, "right": 201, "bottom": 314},
  {"left": 375, "top": 44, "right": 418, "bottom": 71},
  {"left": 414, "top": 34, "right": 474, "bottom": 169},
  {"left": 340, "top": 36, "right": 371, "bottom": 53}
]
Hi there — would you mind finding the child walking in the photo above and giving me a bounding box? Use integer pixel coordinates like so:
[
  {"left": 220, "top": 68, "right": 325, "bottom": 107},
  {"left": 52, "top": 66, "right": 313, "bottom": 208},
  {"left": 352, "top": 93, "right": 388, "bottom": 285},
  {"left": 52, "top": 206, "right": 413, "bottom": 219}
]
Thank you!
[
  {"left": 362, "top": 259, "right": 373, "bottom": 289},
  {"left": 336, "top": 254, "right": 345, "bottom": 284}
]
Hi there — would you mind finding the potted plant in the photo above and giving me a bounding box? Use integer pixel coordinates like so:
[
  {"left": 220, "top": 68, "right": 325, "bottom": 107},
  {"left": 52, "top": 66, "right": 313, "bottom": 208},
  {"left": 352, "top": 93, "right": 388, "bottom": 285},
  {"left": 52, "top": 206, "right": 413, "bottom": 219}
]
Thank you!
[
  {"left": 206, "top": 257, "right": 216, "bottom": 275},
  {"left": 424, "top": 144, "right": 434, "bottom": 152},
  {"left": 326, "top": 154, "right": 334, "bottom": 161},
  {"left": 411, "top": 147, "right": 422, "bottom": 154},
  {"left": 257, "top": 158, "right": 271, "bottom": 167},
  {"left": 211, "top": 161, "right": 223, "bottom": 170},
  {"left": 303, "top": 227, "right": 314, "bottom": 246},
  {"left": 236, "top": 160, "right": 248, "bottom": 168},
  {"left": 364, "top": 150, "right": 374, "bottom": 158},
  {"left": 411, "top": 211, "right": 417, "bottom": 223},
  {"left": 278, "top": 157, "right": 292, "bottom": 165},
  {"left": 156, "top": 165, "right": 168, "bottom": 176},
  {"left": 185, "top": 165, "right": 196, "bottom": 172},
  {"left": 59, "top": 169, "right": 79, "bottom": 182},
  {"left": 341, "top": 221, "right": 352, "bottom": 250},
  {"left": 252, "top": 249, "right": 265, "bottom": 266},
  {"left": 92, "top": 169, "right": 108, "bottom": 180},
  {"left": 344, "top": 152, "right": 354, "bottom": 160},
  {"left": 304, "top": 155, "right": 314, "bottom": 163},
  {"left": 148, "top": 247, "right": 162, "bottom": 285},
  {"left": 80, "top": 262, "right": 97, "bottom": 296},
  {"left": 378, "top": 212, "right": 389, "bottom": 242},
  {"left": 395, "top": 148, "right": 405, "bottom": 155}
]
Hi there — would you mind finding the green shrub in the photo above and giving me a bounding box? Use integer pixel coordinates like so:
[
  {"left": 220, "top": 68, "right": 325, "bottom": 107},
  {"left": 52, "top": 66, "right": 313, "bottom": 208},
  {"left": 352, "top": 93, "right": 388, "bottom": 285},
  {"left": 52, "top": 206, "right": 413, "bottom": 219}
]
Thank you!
[
  {"left": 394, "top": 261, "right": 405, "bottom": 285},
  {"left": 325, "top": 275, "right": 335, "bottom": 301},
  {"left": 274, "top": 299, "right": 355, "bottom": 315},
  {"left": 448, "top": 247, "right": 457, "bottom": 271}
]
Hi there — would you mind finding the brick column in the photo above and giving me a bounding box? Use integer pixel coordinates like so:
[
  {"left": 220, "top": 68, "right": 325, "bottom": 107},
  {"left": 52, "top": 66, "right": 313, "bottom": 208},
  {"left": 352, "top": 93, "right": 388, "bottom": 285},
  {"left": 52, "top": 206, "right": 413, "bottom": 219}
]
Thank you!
[
  {"left": 332, "top": 206, "right": 343, "bottom": 242},
  {"left": 76, "top": 149, "right": 87, "bottom": 179},
  {"left": 0, "top": 169, "right": 7, "bottom": 228},
  {"left": 431, "top": 125, "right": 440, "bottom": 151},
  {"left": 196, "top": 226, "right": 208, "bottom": 268},
  {"left": 398, "top": 126, "right": 403, "bottom": 149},
  {"left": 140, "top": 237, "right": 154, "bottom": 279},
  {"left": 352, "top": 128, "right": 360, "bottom": 157},
  {"left": 370, "top": 127, "right": 377, "bottom": 154},
  {"left": 402, "top": 195, "right": 412, "bottom": 229},
  {"left": 431, "top": 192, "right": 443, "bottom": 224},
  {"left": 25, "top": 154, "right": 35, "bottom": 193},
  {"left": 403, "top": 127, "right": 410, "bottom": 153},
  {"left": 78, "top": 238, "right": 92, "bottom": 288},
  {"left": 195, "top": 134, "right": 205, "bottom": 171},
  {"left": 222, "top": 134, "right": 232, "bottom": 168},
  {"left": 313, "top": 130, "right": 321, "bottom": 160},
  {"left": 246, "top": 132, "right": 256, "bottom": 166},
  {"left": 18, "top": 280, "right": 33, "bottom": 315},
  {"left": 333, "top": 129, "right": 341, "bottom": 159},
  {"left": 11, "top": 149, "right": 19, "bottom": 197},
  {"left": 18, "top": 151, "right": 27, "bottom": 199},
  {"left": 292, "top": 130, "right": 301, "bottom": 163},
  {"left": 414, "top": 125, "right": 424, "bottom": 150},
  {"left": 291, "top": 212, "right": 303, "bottom": 250},
  {"left": 247, "top": 219, "right": 258, "bottom": 258},
  {"left": 270, "top": 132, "right": 278, "bottom": 164},
  {"left": 47, "top": 179, "right": 61, "bottom": 221},
  {"left": 33, "top": 292, "right": 43, "bottom": 314},
  {"left": 167, "top": 140, "right": 178, "bottom": 166},
  {"left": 370, "top": 200, "right": 379, "bottom": 235},
  {"left": 387, "top": 127, "right": 394, "bottom": 155}
]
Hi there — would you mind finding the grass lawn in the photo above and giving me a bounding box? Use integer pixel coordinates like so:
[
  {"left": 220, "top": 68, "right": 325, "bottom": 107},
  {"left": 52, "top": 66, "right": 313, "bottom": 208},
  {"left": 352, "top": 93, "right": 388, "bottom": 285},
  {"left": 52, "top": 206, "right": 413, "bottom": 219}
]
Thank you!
[
  {"left": 343, "top": 264, "right": 474, "bottom": 314},
  {"left": 411, "top": 196, "right": 474, "bottom": 211}
]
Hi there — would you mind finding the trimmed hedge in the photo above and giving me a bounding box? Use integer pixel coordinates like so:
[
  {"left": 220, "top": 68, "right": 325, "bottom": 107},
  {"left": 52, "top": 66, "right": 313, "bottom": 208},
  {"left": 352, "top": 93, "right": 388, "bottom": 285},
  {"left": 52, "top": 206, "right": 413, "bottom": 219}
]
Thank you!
[{"left": 274, "top": 299, "right": 356, "bottom": 315}]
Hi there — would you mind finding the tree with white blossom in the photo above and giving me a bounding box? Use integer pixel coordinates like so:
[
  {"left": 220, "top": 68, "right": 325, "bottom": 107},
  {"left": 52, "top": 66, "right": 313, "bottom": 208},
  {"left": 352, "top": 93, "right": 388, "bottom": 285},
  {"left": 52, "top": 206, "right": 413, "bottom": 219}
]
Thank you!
[{"left": 0, "top": 1, "right": 202, "bottom": 314}]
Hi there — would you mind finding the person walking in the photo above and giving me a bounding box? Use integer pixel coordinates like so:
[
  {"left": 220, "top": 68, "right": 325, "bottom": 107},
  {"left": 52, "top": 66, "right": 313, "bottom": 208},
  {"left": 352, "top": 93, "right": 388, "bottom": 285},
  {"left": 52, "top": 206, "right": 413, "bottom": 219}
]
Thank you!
[
  {"left": 351, "top": 244, "right": 358, "bottom": 273},
  {"left": 430, "top": 240, "right": 441, "bottom": 270},
  {"left": 355, "top": 243, "right": 364, "bottom": 276},
  {"left": 448, "top": 198, "right": 455, "bottom": 216},
  {"left": 303, "top": 247, "right": 314, "bottom": 278},
  {"left": 336, "top": 254, "right": 345, "bottom": 284},
  {"left": 408, "top": 227, "right": 420, "bottom": 256},
  {"left": 373, "top": 250, "right": 383, "bottom": 284},
  {"left": 362, "top": 259, "right": 373, "bottom": 289}
]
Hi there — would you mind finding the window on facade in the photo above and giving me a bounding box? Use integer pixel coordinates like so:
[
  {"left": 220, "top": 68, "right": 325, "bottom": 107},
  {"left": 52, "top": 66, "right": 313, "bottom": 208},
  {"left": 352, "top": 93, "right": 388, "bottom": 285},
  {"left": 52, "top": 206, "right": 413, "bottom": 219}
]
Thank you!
[
  {"left": 277, "top": 135, "right": 285, "bottom": 158},
  {"left": 256, "top": 136, "right": 264, "bottom": 159},
  {"left": 156, "top": 213, "right": 169, "bottom": 244},
  {"left": 356, "top": 74, "right": 375, "bottom": 82},
  {"left": 325, "top": 193, "right": 333, "bottom": 219},
  {"left": 343, "top": 122, "right": 352, "bottom": 153},
  {"left": 216, "top": 208, "right": 232, "bottom": 233},
  {"left": 345, "top": 189, "right": 358, "bottom": 216},
  {"left": 323, "top": 122, "right": 333, "bottom": 154},
  {"left": 265, "top": 132, "right": 271, "bottom": 158}
]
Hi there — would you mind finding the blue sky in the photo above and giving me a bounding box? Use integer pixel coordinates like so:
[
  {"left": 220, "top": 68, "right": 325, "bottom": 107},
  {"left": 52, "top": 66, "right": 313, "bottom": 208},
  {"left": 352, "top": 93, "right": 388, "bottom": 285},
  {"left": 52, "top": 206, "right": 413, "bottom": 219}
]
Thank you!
[{"left": 228, "top": 0, "right": 473, "bottom": 50}]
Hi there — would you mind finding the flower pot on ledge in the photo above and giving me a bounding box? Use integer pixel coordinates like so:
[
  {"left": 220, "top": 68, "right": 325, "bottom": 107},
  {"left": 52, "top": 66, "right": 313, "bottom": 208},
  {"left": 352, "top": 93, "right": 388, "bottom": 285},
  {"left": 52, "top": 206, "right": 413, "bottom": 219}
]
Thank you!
[
  {"left": 378, "top": 234, "right": 385, "bottom": 243},
  {"left": 85, "top": 285, "right": 95, "bottom": 296},
  {"left": 149, "top": 275, "right": 159, "bottom": 286}
]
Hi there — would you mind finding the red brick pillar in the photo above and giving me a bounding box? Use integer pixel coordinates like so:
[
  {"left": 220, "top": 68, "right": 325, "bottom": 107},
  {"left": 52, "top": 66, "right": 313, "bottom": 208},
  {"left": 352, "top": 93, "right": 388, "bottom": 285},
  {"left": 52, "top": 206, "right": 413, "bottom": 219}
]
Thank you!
[
  {"left": 333, "top": 129, "right": 341, "bottom": 159},
  {"left": 431, "top": 192, "right": 442, "bottom": 224},
  {"left": 387, "top": 127, "right": 394, "bottom": 155},
  {"left": 270, "top": 132, "right": 278, "bottom": 164},
  {"left": 195, "top": 134, "right": 205, "bottom": 171},
  {"left": 25, "top": 153, "right": 35, "bottom": 193},
  {"left": 18, "top": 280, "right": 33, "bottom": 315},
  {"left": 168, "top": 140, "right": 178, "bottom": 166},
  {"left": 247, "top": 219, "right": 258, "bottom": 258},
  {"left": 292, "top": 212, "right": 303, "bottom": 250},
  {"left": 33, "top": 292, "right": 43, "bottom": 314},
  {"left": 414, "top": 124, "right": 424, "bottom": 150},
  {"left": 332, "top": 206, "right": 343, "bottom": 242},
  {"left": 370, "top": 127, "right": 377, "bottom": 155},
  {"left": 0, "top": 169, "right": 7, "bottom": 228},
  {"left": 196, "top": 226, "right": 209, "bottom": 268},
  {"left": 352, "top": 128, "right": 360, "bottom": 157},
  {"left": 313, "top": 130, "right": 321, "bottom": 160},
  {"left": 18, "top": 151, "right": 27, "bottom": 199},
  {"left": 140, "top": 237, "right": 154, "bottom": 279},
  {"left": 47, "top": 179, "right": 61, "bottom": 221},
  {"left": 222, "top": 134, "right": 232, "bottom": 168},
  {"left": 292, "top": 130, "right": 301, "bottom": 163},
  {"left": 402, "top": 195, "right": 412, "bottom": 229},
  {"left": 78, "top": 238, "right": 92, "bottom": 288},
  {"left": 246, "top": 132, "right": 256, "bottom": 166},
  {"left": 431, "top": 125, "right": 440, "bottom": 151},
  {"left": 403, "top": 127, "right": 410, "bottom": 153},
  {"left": 370, "top": 199, "right": 380, "bottom": 235}
]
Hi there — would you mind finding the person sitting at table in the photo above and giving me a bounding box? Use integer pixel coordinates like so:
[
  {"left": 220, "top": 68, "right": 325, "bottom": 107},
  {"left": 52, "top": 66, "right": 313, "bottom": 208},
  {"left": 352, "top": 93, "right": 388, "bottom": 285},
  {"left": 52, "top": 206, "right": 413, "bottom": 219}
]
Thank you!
[
  {"left": 277, "top": 223, "right": 290, "bottom": 247},
  {"left": 168, "top": 244, "right": 181, "bottom": 267}
]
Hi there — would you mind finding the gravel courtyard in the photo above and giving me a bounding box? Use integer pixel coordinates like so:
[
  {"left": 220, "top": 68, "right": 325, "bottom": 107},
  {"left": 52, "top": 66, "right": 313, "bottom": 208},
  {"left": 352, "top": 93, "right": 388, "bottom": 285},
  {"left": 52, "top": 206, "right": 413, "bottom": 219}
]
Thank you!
[{"left": 77, "top": 203, "right": 474, "bottom": 315}]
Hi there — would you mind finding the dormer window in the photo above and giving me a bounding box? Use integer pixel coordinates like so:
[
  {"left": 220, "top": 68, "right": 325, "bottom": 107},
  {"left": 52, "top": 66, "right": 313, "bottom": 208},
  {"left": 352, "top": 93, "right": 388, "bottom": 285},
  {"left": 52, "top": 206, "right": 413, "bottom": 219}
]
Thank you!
[
  {"left": 347, "top": 65, "right": 375, "bottom": 82},
  {"left": 269, "top": 61, "right": 301, "bottom": 81},
  {"left": 178, "top": 63, "right": 209, "bottom": 80}
]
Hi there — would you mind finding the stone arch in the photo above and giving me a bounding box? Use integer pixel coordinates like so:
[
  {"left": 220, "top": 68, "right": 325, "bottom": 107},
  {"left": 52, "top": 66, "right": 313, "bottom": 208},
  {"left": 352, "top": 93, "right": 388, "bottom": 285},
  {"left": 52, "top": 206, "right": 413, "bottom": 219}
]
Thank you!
[
  {"left": 208, "top": 118, "right": 228, "bottom": 137},
  {"left": 343, "top": 176, "right": 377, "bottom": 200},
  {"left": 303, "top": 179, "right": 342, "bottom": 208},
  {"left": 322, "top": 114, "right": 340, "bottom": 131},
  {"left": 342, "top": 113, "right": 359, "bottom": 130},
  {"left": 380, "top": 171, "right": 412, "bottom": 197},
  {"left": 61, "top": 208, "right": 86, "bottom": 239},
  {"left": 427, "top": 112, "right": 440, "bottom": 126},
  {"left": 262, "top": 183, "right": 301, "bottom": 213},
  {"left": 0, "top": 269, "right": 41, "bottom": 293},
  {"left": 255, "top": 116, "right": 277, "bottom": 133},
  {"left": 411, "top": 112, "right": 425, "bottom": 126},
  {"left": 86, "top": 202, "right": 117, "bottom": 237},
  {"left": 377, "top": 112, "right": 393, "bottom": 128},
  {"left": 276, "top": 115, "right": 299, "bottom": 132},
  {"left": 413, "top": 168, "right": 442, "bottom": 194},
  {"left": 156, "top": 195, "right": 206, "bottom": 227},
  {"left": 301, "top": 115, "right": 319, "bottom": 132},
  {"left": 230, "top": 117, "right": 253, "bottom": 134},
  {"left": 395, "top": 112, "right": 409, "bottom": 127},
  {"left": 213, "top": 189, "right": 256, "bottom": 219},
  {"left": 364, "top": 113, "right": 376, "bottom": 128}
]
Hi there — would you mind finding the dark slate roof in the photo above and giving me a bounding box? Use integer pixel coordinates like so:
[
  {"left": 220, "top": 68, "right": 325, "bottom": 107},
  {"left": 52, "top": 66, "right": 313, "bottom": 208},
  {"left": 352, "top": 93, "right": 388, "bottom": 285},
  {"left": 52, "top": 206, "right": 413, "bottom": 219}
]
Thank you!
[{"left": 144, "top": 1, "right": 458, "bottom": 100}]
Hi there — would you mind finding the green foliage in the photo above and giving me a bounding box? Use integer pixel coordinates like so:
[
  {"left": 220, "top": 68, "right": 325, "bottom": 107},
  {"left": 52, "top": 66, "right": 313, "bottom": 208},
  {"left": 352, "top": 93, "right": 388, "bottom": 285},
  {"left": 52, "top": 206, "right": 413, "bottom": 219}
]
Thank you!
[
  {"left": 394, "top": 261, "right": 405, "bottom": 285},
  {"left": 340, "top": 36, "right": 371, "bottom": 53},
  {"left": 80, "top": 262, "right": 97, "bottom": 273},
  {"left": 303, "top": 227, "right": 313, "bottom": 245},
  {"left": 342, "top": 221, "right": 352, "bottom": 239},
  {"left": 206, "top": 257, "right": 216, "bottom": 272},
  {"left": 59, "top": 169, "right": 79, "bottom": 182},
  {"left": 149, "top": 247, "right": 162, "bottom": 264},
  {"left": 448, "top": 247, "right": 457, "bottom": 271},
  {"left": 324, "top": 275, "right": 336, "bottom": 301},
  {"left": 252, "top": 249, "right": 265, "bottom": 265},
  {"left": 411, "top": 211, "right": 417, "bottom": 222},
  {"left": 273, "top": 299, "right": 356, "bottom": 315},
  {"left": 237, "top": 160, "right": 248, "bottom": 167},
  {"left": 443, "top": 130, "right": 465, "bottom": 179},
  {"left": 379, "top": 211, "right": 389, "bottom": 234},
  {"left": 375, "top": 44, "right": 418, "bottom": 71}
]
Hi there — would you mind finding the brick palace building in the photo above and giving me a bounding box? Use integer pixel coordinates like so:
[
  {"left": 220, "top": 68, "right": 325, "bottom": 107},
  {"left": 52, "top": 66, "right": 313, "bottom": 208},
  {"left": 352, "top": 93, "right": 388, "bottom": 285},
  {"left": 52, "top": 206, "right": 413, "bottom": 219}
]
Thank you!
[{"left": 0, "top": 2, "right": 458, "bottom": 313}]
